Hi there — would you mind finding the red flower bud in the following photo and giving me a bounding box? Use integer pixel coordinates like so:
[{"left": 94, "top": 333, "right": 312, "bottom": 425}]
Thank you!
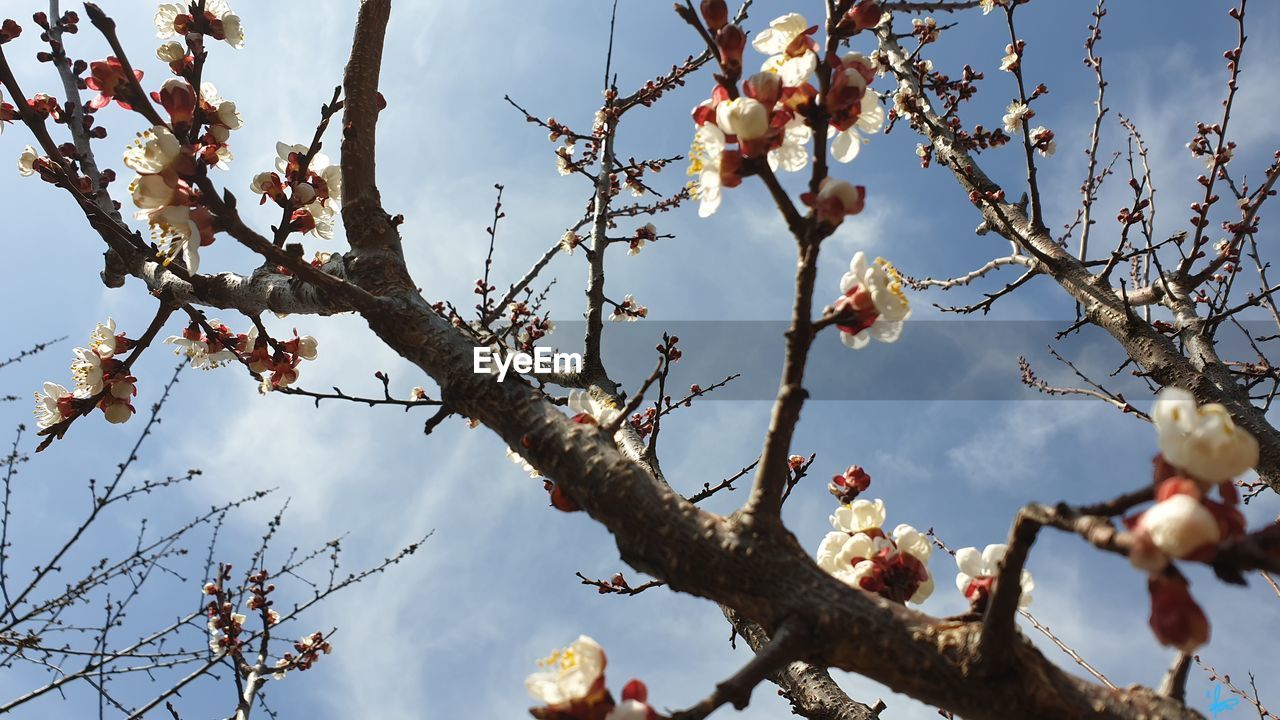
[
  {"left": 715, "top": 25, "right": 746, "bottom": 78},
  {"left": 1148, "top": 576, "right": 1209, "bottom": 653},
  {"left": 841, "top": 1, "right": 883, "bottom": 35},
  {"left": 621, "top": 679, "right": 648, "bottom": 703},
  {"left": 152, "top": 78, "right": 197, "bottom": 124},
  {"left": 700, "top": 0, "right": 728, "bottom": 32}
]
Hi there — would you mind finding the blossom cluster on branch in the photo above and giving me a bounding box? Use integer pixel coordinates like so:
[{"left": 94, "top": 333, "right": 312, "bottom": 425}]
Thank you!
[
  {"left": 33, "top": 317, "right": 136, "bottom": 428},
  {"left": 1121, "top": 388, "right": 1259, "bottom": 652}
]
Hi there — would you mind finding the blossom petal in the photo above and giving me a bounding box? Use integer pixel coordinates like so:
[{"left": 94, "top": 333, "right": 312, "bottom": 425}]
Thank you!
[
  {"left": 831, "top": 130, "right": 862, "bottom": 163},
  {"left": 955, "top": 547, "right": 985, "bottom": 578}
]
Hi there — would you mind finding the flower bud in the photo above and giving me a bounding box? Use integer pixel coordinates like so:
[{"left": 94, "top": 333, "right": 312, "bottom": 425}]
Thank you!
[
  {"left": 715, "top": 97, "right": 770, "bottom": 141},
  {"left": 1137, "top": 494, "right": 1221, "bottom": 559},
  {"left": 100, "top": 398, "right": 133, "bottom": 424},
  {"left": 108, "top": 379, "right": 135, "bottom": 400},
  {"left": 156, "top": 41, "right": 185, "bottom": 63},
  {"left": 743, "top": 71, "right": 783, "bottom": 108},
  {"left": 804, "top": 177, "right": 866, "bottom": 227},
  {"left": 154, "top": 77, "right": 196, "bottom": 124},
  {"left": 292, "top": 181, "right": 317, "bottom": 206},
  {"left": 840, "top": 1, "right": 883, "bottom": 35},
  {"left": 715, "top": 24, "right": 746, "bottom": 78},
  {"left": 1148, "top": 576, "right": 1209, "bottom": 652},
  {"left": 700, "top": 0, "right": 728, "bottom": 31}
]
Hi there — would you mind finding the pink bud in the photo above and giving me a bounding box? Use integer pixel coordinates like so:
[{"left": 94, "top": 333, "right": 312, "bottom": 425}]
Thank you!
[{"left": 743, "top": 72, "right": 783, "bottom": 108}]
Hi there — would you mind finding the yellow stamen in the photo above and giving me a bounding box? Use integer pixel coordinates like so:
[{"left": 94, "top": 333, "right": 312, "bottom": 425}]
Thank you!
[{"left": 875, "top": 257, "right": 909, "bottom": 308}]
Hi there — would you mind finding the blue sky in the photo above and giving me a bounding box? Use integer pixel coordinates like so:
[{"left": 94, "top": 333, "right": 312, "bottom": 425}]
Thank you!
[{"left": 2, "top": 1, "right": 1279, "bottom": 718}]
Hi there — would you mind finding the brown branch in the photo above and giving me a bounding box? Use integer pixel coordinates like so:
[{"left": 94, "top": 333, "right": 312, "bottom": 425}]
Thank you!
[
  {"left": 575, "top": 572, "right": 665, "bottom": 597},
  {"left": 724, "top": 609, "right": 885, "bottom": 720},
  {"left": 671, "top": 616, "right": 810, "bottom": 719},
  {"left": 687, "top": 459, "right": 759, "bottom": 504},
  {"left": 340, "top": 0, "right": 415, "bottom": 296}
]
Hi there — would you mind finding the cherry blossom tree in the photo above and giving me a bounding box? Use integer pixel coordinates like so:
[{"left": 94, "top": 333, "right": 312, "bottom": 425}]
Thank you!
[{"left": 1, "top": 0, "right": 1278, "bottom": 718}]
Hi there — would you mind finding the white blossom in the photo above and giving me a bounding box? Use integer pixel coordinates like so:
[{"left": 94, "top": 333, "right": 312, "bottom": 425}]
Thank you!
[
  {"left": 838, "top": 252, "right": 911, "bottom": 349},
  {"left": 33, "top": 382, "right": 71, "bottom": 430},
  {"left": 200, "top": 83, "right": 242, "bottom": 130},
  {"left": 753, "top": 13, "right": 818, "bottom": 86},
  {"left": 1002, "top": 101, "right": 1031, "bottom": 134},
  {"left": 17, "top": 145, "right": 38, "bottom": 177},
  {"left": 768, "top": 117, "right": 812, "bottom": 173},
  {"left": 832, "top": 91, "right": 885, "bottom": 163},
  {"left": 609, "top": 294, "right": 648, "bottom": 322},
  {"left": 1137, "top": 494, "right": 1222, "bottom": 560},
  {"left": 955, "top": 544, "right": 1034, "bottom": 609},
  {"left": 715, "top": 97, "right": 770, "bottom": 141},
  {"left": 89, "top": 318, "right": 120, "bottom": 358},
  {"left": 150, "top": 204, "right": 203, "bottom": 273},
  {"left": 156, "top": 41, "right": 185, "bottom": 63},
  {"left": 687, "top": 123, "right": 726, "bottom": 217},
  {"left": 568, "top": 388, "right": 621, "bottom": 427},
  {"left": 1029, "top": 126, "right": 1056, "bottom": 157},
  {"left": 525, "top": 635, "right": 606, "bottom": 707},
  {"left": 123, "top": 126, "right": 182, "bottom": 175},
  {"left": 831, "top": 498, "right": 886, "bottom": 534},
  {"left": 560, "top": 230, "right": 580, "bottom": 256},
  {"left": 70, "top": 347, "right": 105, "bottom": 395},
  {"left": 1153, "top": 388, "right": 1258, "bottom": 485}
]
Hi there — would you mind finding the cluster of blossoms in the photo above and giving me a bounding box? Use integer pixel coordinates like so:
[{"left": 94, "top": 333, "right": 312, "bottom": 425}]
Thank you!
[
  {"left": 526, "top": 636, "right": 662, "bottom": 720},
  {"left": 506, "top": 300, "right": 555, "bottom": 352},
  {"left": 203, "top": 575, "right": 247, "bottom": 658},
  {"left": 687, "top": 3, "right": 885, "bottom": 218},
  {"left": 832, "top": 251, "right": 910, "bottom": 349},
  {"left": 164, "top": 321, "right": 318, "bottom": 393},
  {"left": 1187, "top": 123, "right": 1236, "bottom": 172},
  {"left": 249, "top": 142, "right": 344, "bottom": 240},
  {"left": 816, "top": 467, "right": 934, "bottom": 605},
  {"left": 818, "top": 466, "right": 1036, "bottom": 611},
  {"left": 155, "top": 1, "right": 244, "bottom": 49},
  {"left": 124, "top": 123, "right": 215, "bottom": 272},
  {"left": 33, "top": 319, "right": 137, "bottom": 429},
  {"left": 1118, "top": 388, "right": 1257, "bottom": 652},
  {"left": 272, "top": 632, "right": 333, "bottom": 681},
  {"left": 46, "top": 3, "right": 248, "bottom": 272},
  {"left": 628, "top": 223, "right": 657, "bottom": 256},
  {"left": 609, "top": 294, "right": 648, "bottom": 322}
]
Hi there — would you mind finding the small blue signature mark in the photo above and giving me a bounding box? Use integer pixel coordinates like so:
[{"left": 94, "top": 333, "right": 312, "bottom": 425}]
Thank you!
[{"left": 1207, "top": 684, "right": 1240, "bottom": 718}]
